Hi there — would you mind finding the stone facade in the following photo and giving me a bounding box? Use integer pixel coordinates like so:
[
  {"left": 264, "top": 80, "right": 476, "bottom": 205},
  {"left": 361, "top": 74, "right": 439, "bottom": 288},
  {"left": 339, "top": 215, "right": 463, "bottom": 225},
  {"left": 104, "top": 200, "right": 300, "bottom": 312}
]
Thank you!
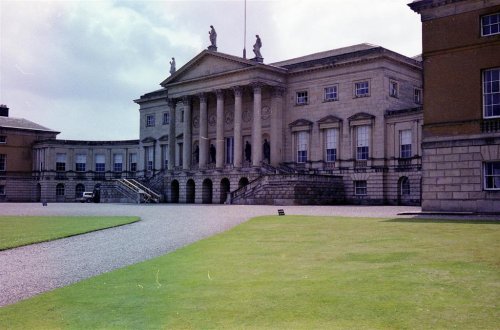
[
  {"left": 421, "top": 135, "right": 500, "bottom": 212},
  {"left": 135, "top": 44, "right": 423, "bottom": 205},
  {"left": 410, "top": 0, "right": 500, "bottom": 213},
  {"left": 3, "top": 44, "right": 424, "bottom": 206},
  {"left": 32, "top": 140, "right": 139, "bottom": 203}
]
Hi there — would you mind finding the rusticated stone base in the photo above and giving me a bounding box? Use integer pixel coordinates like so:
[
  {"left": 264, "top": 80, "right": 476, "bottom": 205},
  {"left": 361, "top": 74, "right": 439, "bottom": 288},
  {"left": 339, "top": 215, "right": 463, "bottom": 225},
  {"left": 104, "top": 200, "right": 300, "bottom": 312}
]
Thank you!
[
  {"left": 231, "top": 174, "right": 345, "bottom": 205},
  {"left": 421, "top": 134, "right": 500, "bottom": 213}
]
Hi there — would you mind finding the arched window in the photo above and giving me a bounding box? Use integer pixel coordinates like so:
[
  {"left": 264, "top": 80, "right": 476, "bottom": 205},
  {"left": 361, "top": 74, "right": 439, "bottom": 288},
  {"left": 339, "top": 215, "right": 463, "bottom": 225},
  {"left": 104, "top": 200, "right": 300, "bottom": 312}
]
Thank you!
[
  {"left": 400, "top": 177, "right": 410, "bottom": 196},
  {"left": 56, "top": 183, "right": 65, "bottom": 196},
  {"left": 75, "top": 184, "right": 85, "bottom": 198}
]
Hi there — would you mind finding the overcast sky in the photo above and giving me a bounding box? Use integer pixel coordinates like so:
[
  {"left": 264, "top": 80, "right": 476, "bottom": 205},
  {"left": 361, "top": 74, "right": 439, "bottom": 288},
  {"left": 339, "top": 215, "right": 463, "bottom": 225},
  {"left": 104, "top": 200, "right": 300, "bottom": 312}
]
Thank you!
[{"left": 0, "top": 0, "right": 422, "bottom": 140}]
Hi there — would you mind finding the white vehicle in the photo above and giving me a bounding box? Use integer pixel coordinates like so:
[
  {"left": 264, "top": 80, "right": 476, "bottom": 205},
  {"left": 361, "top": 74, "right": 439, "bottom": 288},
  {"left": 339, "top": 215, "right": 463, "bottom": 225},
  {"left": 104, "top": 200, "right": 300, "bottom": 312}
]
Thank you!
[{"left": 78, "top": 192, "right": 94, "bottom": 203}]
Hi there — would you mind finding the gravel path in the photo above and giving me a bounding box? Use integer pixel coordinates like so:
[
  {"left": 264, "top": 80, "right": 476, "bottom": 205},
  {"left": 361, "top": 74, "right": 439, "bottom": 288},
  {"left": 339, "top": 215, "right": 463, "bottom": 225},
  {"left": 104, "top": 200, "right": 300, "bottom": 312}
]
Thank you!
[{"left": 0, "top": 203, "right": 420, "bottom": 307}]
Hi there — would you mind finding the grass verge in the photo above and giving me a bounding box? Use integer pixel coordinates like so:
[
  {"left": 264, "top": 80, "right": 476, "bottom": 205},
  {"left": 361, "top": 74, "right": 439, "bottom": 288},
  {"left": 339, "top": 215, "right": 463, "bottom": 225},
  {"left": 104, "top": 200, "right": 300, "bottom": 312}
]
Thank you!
[
  {"left": 0, "top": 216, "right": 140, "bottom": 250},
  {"left": 0, "top": 216, "right": 498, "bottom": 329}
]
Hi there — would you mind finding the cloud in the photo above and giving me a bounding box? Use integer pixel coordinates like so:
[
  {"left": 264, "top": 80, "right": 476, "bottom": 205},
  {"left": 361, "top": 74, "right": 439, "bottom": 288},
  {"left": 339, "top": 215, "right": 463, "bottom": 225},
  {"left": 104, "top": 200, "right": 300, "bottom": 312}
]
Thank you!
[{"left": 0, "top": 0, "right": 422, "bottom": 140}]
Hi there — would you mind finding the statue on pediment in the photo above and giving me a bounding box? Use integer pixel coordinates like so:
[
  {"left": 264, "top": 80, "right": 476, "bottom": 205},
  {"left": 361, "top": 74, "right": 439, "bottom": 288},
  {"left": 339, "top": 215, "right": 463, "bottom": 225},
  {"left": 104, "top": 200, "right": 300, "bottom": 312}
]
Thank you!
[
  {"left": 169, "top": 57, "right": 176, "bottom": 75},
  {"left": 208, "top": 25, "right": 217, "bottom": 51},
  {"left": 252, "top": 35, "right": 263, "bottom": 62}
]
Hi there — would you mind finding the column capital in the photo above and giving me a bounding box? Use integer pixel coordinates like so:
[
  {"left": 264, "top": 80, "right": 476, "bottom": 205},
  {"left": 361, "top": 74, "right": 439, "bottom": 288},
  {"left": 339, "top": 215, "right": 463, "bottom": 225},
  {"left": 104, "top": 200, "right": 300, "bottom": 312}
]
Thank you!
[
  {"left": 272, "top": 86, "right": 286, "bottom": 98},
  {"left": 197, "top": 92, "right": 207, "bottom": 103},
  {"left": 182, "top": 95, "right": 191, "bottom": 106},
  {"left": 215, "top": 89, "right": 225, "bottom": 99},
  {"left": 166, "top": 98, "right": 175, "bottom": 107},
  {"left": 232, "top": 86, "right": 243, "bottom": 97},
  {"left": 250, "top": 82, "right": 264, "bottom": 93}
]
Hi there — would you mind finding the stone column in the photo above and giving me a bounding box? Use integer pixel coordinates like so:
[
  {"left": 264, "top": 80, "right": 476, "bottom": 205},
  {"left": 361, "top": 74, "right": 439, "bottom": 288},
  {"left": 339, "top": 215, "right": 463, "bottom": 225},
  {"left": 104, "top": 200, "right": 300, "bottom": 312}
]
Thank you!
[
  {"left": 154, "top": 140, "right": 162, "bottom": 171},
  {"left": 182, "top": 96, "right": 192, "bottom": 170},
  {"left": 252, "top": 84, "right": 263, "bottom": 166},
  {"left": 167, "top": 98, "right": 176, "bottom": 170},
  {"left": 233, "top": 86, "right": 243, "bottom": 168},
  {"left": 270, "top": 87, "right": 285, "bottom": 166},
  {"left": 215, "top": 89, "right": 225, "bottom": 169},
  {"left": 198, "top": 93, "right": 208, "bottom": 169}
]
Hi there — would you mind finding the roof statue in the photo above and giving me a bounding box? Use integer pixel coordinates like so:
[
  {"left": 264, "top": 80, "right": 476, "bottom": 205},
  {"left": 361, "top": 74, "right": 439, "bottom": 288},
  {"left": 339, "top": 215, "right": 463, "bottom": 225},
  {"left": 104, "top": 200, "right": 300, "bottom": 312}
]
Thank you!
[
  {"left": 208, "top": 25, "right": 217, "bottom": 51},
  {"left": 252, "top": 34, "right": 263, "bottom": 63},
  {"left": 169, "top": 57, "right": 176, "bottom": 75}
]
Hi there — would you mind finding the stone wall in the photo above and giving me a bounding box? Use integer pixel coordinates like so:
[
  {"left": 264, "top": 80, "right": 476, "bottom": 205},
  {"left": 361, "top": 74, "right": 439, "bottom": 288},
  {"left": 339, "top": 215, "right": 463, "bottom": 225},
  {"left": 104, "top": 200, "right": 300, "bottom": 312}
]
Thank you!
[
  {"left": 231, "top": 174, "right": 345, "bottom": 205},
  {"left": 0, "top": 175, "right": 36, "bottom": 202},
  {"left": 422, "top": 135, "right": 500, "bottom": 213}
]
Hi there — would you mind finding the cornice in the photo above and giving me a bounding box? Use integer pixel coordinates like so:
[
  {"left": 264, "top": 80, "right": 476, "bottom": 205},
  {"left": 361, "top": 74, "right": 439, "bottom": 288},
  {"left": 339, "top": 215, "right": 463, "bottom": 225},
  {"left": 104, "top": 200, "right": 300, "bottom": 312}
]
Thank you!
[
  {"left": 284, "top": 50, "right": 421, "bottom": 77},
  {"left": 289, "top": 118, "right": 313, "bottom": 127}
]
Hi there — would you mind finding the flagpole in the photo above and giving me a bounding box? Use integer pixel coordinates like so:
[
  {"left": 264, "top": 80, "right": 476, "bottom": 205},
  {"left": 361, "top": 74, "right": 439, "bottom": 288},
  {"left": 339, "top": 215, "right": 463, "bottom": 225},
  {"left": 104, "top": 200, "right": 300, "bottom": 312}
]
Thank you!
[{"left": 243, "top": 0, "right": 247, "bottom": 59}]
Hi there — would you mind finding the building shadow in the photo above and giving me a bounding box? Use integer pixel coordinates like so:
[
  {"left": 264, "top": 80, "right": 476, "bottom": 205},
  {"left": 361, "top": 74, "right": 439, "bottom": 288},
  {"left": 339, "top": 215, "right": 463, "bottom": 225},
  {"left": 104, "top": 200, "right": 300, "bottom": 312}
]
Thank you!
[{"left": 383, "top": 217, "right": 500, "bottom": 225}]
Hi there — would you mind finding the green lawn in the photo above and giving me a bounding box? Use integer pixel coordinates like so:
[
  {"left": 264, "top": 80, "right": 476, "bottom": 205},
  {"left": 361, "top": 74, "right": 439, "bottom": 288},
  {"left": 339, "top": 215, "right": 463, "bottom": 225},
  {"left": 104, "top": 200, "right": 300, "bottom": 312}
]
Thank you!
[
  {"left": 0, "top": 216, "right": 140, "bottom": 250},
  {"left": 1, "top": 216, "right": 499, "bottom": 329}
]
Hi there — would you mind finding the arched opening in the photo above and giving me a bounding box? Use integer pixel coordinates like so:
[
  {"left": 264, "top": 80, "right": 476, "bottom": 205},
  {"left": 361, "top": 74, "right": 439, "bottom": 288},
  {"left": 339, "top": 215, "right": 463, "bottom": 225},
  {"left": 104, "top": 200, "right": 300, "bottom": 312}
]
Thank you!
[
  {"left": 220, "top": 178, "right": 230, "bottom": 204},
  {"left": 202, "top": 179, "right": 213, "bottom": 204},
  {"left": 186, "top": 179, "right": 195, "bottom": 204},
  {"left": 171, "top": 180, "right": 180, "bottom": 203},
  {"left": 56, "top": 183, "right": 65, "bottom": 202},
  {"left": 398, "top": 176, "right": 411, "bottom": 205},
  {"left": 238, "top": 177, "right": 249, "bottom": 189},
  {"left": 93, "top": 184, "right": 101, "bottom": 203},
  {"left": 75, "top": 184, "right": 85, "bottom": 199},
  {"left": 36, "top": 183, "right": 41, "bottom": 202}
]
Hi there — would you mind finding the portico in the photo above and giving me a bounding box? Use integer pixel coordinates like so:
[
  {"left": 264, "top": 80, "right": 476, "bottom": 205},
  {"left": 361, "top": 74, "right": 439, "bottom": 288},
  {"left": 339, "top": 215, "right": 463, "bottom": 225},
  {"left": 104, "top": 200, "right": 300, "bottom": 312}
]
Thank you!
[{"left": 160, "top": 50, "right": 286, "bottom": 172}]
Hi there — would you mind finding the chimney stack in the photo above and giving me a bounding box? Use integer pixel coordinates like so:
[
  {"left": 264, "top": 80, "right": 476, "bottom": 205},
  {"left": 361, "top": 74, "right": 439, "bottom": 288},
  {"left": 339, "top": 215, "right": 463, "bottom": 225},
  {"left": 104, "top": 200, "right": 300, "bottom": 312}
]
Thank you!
[{"left": 0, "top": 105, "right": 9, "bottom": 117}]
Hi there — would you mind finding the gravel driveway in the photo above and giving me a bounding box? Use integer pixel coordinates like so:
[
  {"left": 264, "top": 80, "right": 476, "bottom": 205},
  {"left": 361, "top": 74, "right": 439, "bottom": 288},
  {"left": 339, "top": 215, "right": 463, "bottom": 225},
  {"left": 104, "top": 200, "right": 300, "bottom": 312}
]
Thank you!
[{"left": 0, "top": 203, "right": 420, "bottom": 307}]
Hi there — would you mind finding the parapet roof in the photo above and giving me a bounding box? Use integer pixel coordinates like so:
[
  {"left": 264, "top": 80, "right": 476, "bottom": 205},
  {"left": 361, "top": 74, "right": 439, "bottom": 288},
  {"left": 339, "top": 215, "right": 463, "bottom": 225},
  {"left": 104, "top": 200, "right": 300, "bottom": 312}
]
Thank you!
[
  {"left": 34, "top": 139, "right": 139, "bottom": 146},
  {"left": 0, "top": 116, "right": 59, "bottom": 133},
  {"left": 271, "top": 43, "right": 379, "bottom": 67},
  {"left": 271, "top": 43, "right": 421, "bottom": 71},
  {"left": 408, "top": 0, "right": 468, "bottom": 12}
]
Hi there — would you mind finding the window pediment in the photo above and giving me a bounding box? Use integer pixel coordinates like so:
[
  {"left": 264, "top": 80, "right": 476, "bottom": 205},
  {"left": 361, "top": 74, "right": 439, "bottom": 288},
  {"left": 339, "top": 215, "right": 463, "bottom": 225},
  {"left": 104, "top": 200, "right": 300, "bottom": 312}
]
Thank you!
[
  {"left": 289, "top": 118, "right": 313, "bottom": 132},
  {"left": 348, "top": 112, "right": 375, "bottom": 126},
  {"left": 141, "top": 137, "right": 156, "bottom": 143},
  {"left": 158, "top": 134, "right": 169, "bottom": 141},
  {"left": 318, "top": 115, "right": 342, "bottom": 129}
]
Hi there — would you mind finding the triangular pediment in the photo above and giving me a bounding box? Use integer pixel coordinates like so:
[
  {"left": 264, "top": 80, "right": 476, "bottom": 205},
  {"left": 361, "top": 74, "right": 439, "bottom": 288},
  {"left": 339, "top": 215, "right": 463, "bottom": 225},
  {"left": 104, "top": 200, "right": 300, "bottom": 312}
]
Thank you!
[
  {"left": 289, "top": 118, "right": 313, "bottom": 128},
  {"left": 317, "top": 115, "right": 342, "bottom": 124},
  {"left": 141, "top": 137, "right": 156, "bottom": 143},
  {"left": 348, "top": 112, "right": 375, "bottom": 121},
  {"left": 161, "top": 51, "right": 257, "bottom": 86}
]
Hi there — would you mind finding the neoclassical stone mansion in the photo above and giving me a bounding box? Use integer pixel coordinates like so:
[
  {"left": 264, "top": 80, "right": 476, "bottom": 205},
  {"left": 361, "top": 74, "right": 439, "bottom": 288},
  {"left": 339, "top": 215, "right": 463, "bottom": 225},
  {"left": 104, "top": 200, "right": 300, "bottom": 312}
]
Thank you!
[{"left": 2, "top": 42, "right": 423, "bottom": 205}]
